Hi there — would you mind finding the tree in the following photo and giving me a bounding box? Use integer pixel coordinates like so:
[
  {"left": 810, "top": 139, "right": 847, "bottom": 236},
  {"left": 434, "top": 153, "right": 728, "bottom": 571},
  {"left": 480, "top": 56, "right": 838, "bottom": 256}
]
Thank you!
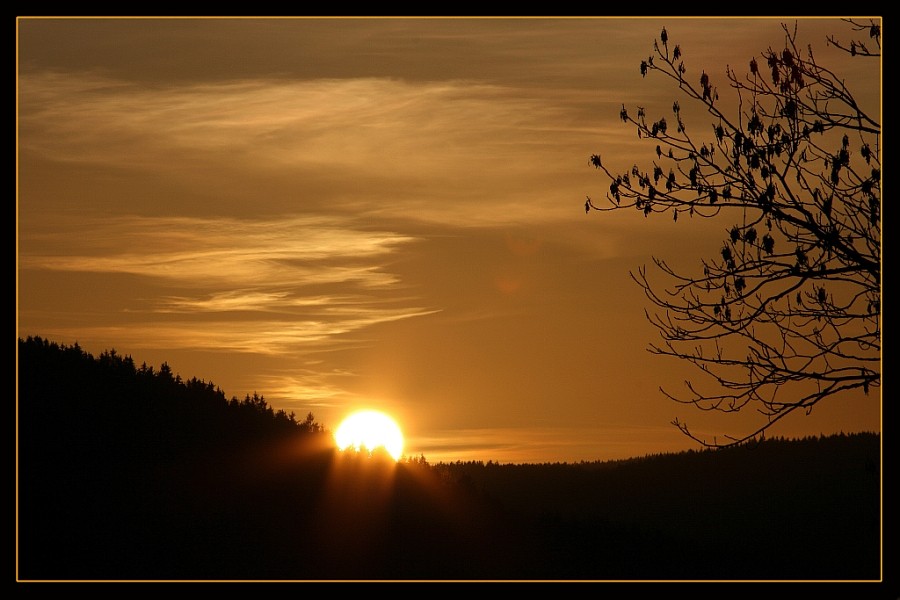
[{"left": 585, "top": 20, "right": 881, "bottom": 448}]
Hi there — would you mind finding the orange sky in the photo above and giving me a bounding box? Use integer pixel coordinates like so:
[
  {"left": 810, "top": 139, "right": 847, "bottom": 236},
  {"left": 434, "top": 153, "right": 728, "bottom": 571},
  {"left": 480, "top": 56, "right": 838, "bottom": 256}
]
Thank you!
[{"left": 16, "top": 17, "right": 881, "bottom": 464}]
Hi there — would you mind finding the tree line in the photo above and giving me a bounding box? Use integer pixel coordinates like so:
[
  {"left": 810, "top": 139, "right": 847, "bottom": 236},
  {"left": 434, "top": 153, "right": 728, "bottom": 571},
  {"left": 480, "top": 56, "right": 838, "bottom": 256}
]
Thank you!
[{"left": 18, "top": 335, "right": 326, "bottom": 458}]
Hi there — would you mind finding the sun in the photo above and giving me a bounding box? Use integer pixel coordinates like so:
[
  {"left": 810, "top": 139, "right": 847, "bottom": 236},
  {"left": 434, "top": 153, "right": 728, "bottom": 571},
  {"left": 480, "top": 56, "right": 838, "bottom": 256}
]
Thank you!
[{"left": 334, "top": 409, "right": 405, "bottom": 461}]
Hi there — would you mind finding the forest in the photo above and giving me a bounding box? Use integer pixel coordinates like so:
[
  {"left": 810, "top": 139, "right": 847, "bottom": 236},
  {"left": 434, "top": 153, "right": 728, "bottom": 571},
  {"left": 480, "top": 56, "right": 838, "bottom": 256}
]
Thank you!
[{"left": 17, "top": 336, "right": 881, "bottom": 581}]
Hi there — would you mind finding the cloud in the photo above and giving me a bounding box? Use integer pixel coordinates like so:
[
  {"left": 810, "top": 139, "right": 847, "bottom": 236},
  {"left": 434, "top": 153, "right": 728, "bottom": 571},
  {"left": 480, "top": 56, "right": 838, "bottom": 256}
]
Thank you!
[
  {"left": 20, "top": 212, "right": 437, "bottom": 358},
  {"left": 22, "top": 213, "right": 415, "bottom": 286},
  {"left": 29, "top": 303, "right": 438, "bottom": 365},
  {"left": 18, "top": 71, "right": 614, "bottom": 226},
  {"left": 156, "top": 291, "right": 377, "bottom": 314},
  {"left": 20, "top": 72, "right": 558, "bottom": 168},
  {"left": 253, "top": 369, "right": 365, "bottom": 411}
]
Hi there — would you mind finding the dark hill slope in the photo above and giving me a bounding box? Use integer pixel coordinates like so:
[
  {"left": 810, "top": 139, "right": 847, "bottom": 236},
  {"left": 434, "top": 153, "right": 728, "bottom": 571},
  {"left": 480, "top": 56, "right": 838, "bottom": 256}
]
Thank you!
[
  {"left": 16, "top": 336, "right": 526, "bottom": 580},
  {"left": 431, "top": 432, "right": 881, "bottom": 579},
  {"left": 17, "top": 336, "right": 881, "bottom": 580}
]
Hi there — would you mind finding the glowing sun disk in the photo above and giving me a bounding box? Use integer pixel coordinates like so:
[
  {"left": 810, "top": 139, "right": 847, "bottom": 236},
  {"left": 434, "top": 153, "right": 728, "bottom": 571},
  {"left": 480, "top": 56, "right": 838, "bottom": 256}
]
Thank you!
[{"left": 334, "top": 409, "right": 405, "bottom": 461}]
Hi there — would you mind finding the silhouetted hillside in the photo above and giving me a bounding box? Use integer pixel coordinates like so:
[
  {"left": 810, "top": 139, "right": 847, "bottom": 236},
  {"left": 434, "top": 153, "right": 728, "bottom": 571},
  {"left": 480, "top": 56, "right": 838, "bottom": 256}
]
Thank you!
[
  {"left": 17, "top": 336, "right": 881, "bottom": 581},
  {"left": 17, "top": 336, "right": 333, "bottom": 578},
  {"left": 16, "top": 336, "right": 527, "bottom": 580},
  {"left": 429, "top": 433, "right": 881, "bottom": 579}
]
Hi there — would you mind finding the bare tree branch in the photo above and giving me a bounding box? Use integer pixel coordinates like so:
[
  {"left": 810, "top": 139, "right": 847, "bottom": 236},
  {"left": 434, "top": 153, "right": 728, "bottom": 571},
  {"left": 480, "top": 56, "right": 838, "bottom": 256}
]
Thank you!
[{"left": 586, "top": 21, "right": 880, "bottom": 449}]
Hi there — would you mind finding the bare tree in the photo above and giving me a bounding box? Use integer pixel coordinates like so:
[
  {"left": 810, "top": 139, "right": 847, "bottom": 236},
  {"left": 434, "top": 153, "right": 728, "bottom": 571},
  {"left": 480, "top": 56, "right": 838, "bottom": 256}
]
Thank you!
[{"left": 585, "top": 20, "right": 881, "bottom": 448}]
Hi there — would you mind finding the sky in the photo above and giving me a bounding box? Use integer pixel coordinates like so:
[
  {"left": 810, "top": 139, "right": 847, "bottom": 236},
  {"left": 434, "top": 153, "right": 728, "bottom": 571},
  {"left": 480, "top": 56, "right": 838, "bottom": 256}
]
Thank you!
[{"left": 16, "top": 17, "right": 882, "bottom": 464}]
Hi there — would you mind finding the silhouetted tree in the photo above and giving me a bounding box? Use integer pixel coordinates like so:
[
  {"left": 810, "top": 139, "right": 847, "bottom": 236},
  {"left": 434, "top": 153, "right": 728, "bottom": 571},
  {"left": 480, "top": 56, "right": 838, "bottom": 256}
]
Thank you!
[{"left": 585, "top": 20, "right": 880, "bottom": 447}]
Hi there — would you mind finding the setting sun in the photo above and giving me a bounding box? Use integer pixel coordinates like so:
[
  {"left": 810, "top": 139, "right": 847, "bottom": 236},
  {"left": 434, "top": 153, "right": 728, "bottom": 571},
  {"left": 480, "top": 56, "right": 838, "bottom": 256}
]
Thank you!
[{"left": 334, "top": 410, "right": 405, "bottom": 461}]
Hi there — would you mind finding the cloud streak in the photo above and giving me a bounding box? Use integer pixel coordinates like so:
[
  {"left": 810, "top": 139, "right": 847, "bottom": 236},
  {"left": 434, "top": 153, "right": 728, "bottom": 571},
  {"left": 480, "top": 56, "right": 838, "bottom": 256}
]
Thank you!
[
  {"left": 22, "top": 214, "right": 414, "bottom": 286},
  {"left": 20, "top": 213, "right": 436, "bottom": 359},
  {"left": 19, "top": 71, "right": 610, "bottom": 226},
  {"left": 20, "top": 73, "right": 563, "bottom": 168}
]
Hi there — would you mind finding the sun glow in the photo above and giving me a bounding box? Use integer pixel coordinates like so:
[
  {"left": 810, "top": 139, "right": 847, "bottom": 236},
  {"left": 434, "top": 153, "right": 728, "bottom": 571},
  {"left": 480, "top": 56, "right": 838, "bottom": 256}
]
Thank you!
[{"left": 334, "top": 410, "right": 405, "bottom": 461}]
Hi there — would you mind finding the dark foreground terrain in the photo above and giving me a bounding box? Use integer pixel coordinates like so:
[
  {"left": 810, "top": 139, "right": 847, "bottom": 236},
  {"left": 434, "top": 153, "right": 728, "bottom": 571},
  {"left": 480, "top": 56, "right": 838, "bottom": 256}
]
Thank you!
[{"left": 17, "top": 336, "right": 882, "bottom": 580}]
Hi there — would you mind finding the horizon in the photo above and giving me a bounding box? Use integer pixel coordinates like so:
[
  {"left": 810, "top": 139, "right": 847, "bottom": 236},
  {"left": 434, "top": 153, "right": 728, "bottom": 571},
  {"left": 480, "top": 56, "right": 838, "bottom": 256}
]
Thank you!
[{"left": 16, "top": 332, "right": 881, "bottom": 467}]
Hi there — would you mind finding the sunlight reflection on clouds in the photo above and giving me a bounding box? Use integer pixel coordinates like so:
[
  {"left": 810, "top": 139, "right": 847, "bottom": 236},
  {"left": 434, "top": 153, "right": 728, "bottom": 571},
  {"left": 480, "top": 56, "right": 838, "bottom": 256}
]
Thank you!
[
  {"left": 19, "top": 72, "right": 610, "bottom": 226},
  {"left": 22, "top": 214, "right": 414, "bottom": 285},
  {"left": 20, "top": 213, "right": 437, "bottom": 360},
  {"left": 20, "top": 74, "right": 563, "bottom": 170}
]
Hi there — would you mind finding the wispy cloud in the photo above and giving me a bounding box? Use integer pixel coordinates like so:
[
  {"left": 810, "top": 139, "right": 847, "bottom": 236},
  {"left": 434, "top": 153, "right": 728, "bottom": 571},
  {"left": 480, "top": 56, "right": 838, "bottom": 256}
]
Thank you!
[
  {"left": 20, "top": 212, "right": 436, "bottom": 359},
  {"left": 37, "top": 310, "right": 436, "bottom": 357},
  {"left": 19, "top": 71, "right": 612, "bottom": 226},
  {"left": 20, "top": 72, "right": 562, "bottom": 169},
  {"left": 22, "top": 214, "right": 414, "bottom": 287},
  {"left": 157, "top": 291, "right": 372, "bottom": 314},
  {"left": 253, "top": 369, "right": 366, "bottom": 411}
]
